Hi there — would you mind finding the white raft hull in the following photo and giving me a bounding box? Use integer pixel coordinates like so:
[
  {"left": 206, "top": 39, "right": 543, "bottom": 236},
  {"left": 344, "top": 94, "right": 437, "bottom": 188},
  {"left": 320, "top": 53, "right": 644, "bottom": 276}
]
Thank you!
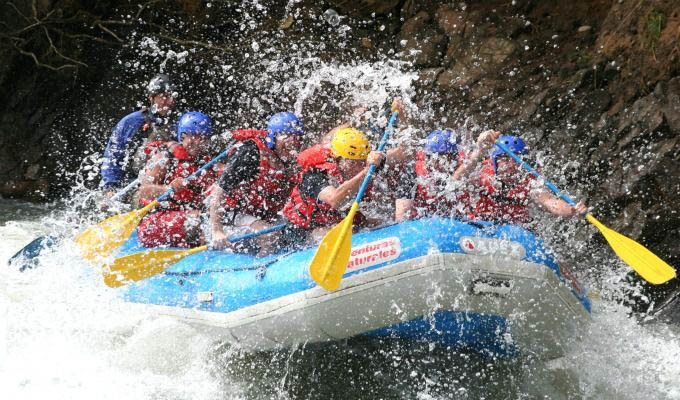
[{"left": 143, "top": 252, "right": 590, "bottom": 359}]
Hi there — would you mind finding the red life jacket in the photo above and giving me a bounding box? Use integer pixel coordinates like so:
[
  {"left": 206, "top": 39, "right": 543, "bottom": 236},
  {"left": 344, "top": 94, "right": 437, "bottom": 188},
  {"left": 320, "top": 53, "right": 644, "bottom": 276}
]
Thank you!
[
  {"left": 221, "top": 129, "right": 297, "bottom": 219},
  {"left": 283, "top": 144, "right": 358, "bottom": 229},
  {"left": 140, "top": 143, "right": 217, "bottom": 211},
  {"left": 411, "top": 151, "right": 470, "bottom": 219},
  {"left": 142, "top": 140, "right": 170, "bottom": 157},
  {"left": 470, "top": 160, "right": 534, "bottom": 224}
]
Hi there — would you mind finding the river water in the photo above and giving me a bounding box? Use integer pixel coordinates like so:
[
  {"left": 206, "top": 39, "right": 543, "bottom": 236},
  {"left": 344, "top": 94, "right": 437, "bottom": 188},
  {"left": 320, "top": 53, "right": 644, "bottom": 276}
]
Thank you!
[
  {"left": 1, "top": 198, "right": 679, "bottom": 400},
  {"left": 2, "top": 30, "right": 679, "bottom": 398}
]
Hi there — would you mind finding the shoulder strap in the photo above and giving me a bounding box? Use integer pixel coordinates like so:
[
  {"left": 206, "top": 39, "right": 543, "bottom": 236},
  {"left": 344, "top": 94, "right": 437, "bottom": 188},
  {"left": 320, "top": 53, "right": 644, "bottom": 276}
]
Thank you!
[{"left": 415, "top": 151, "right": 428, "bottom": 177}]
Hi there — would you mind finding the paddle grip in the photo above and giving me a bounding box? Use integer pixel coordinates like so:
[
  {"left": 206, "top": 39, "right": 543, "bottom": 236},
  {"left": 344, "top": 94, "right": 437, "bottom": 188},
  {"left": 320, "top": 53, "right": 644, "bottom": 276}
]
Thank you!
[
  {"left": 158, "top": 145, "right": 234, "bottom": 202},
  {"left": 495, "top": 142, "right": 577, "bottom": 207},
  {"left": 355, "top": 111, "right": 399, "bottom": 204}
]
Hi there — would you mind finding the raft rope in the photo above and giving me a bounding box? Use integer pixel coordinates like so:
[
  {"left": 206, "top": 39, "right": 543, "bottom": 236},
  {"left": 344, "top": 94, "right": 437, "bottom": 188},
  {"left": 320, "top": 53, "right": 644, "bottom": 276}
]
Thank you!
[{"left": 162, "top": 250, "right": 295, "bottom": 280}]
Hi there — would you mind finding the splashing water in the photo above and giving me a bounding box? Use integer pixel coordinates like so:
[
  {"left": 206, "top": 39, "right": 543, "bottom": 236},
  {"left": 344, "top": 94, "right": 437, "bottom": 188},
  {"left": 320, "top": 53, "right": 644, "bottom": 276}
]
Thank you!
[
  {"left": 0, "top": 201, "right": 229, "bottom": 399},
  {"left": 3, "top": 192, "right": 680, "bottom": 399},
  {"left": 3, "top": 7, "right": 680, "bottom": 395}
]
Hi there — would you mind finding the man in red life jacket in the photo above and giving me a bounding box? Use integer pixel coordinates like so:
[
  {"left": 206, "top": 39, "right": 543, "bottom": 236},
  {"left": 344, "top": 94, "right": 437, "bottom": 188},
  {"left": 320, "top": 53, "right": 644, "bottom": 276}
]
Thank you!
[
  {"left": 136, "top": 112, "right": 217, "bottom": 248},
  {"left": 319, "top": 98, "right": 414, "bottom": 218},
  {"left": 279, "top": 128, "right": 387, "bottom": 250},
  {"left": 208, "top": 112, "right": 305, "bottom": 255},
  {"left": 470, "top": 135, "right": 588, "bottom": 225},
  {"left": 395, "top": 128, "right": 501, "bottom": 221}
]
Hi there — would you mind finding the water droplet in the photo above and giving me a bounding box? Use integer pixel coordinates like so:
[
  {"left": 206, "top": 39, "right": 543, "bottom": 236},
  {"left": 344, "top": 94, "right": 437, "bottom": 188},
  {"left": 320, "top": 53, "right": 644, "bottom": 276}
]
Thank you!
[{"left": 323, "top": 9, "right": 340, "bottom": 26}]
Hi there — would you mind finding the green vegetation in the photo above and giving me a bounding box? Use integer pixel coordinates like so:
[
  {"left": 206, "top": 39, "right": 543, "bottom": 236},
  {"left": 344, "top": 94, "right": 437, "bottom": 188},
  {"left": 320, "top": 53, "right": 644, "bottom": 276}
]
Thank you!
[
  {"left": 647, "top": 10, "right": 666, "bottom": 59},
  {"left": 577, "top": 49, "right": 592, "bottom": 65}
]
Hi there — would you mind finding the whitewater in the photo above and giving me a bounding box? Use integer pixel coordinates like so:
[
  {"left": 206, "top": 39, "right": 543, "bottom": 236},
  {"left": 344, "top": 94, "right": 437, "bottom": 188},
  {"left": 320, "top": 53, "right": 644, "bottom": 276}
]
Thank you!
[
  {"left": 2, "top": 197, "right": 679, "bottom": 400},
  {"left": 2, "top": 47, "right": 679, "bottom": 399}
]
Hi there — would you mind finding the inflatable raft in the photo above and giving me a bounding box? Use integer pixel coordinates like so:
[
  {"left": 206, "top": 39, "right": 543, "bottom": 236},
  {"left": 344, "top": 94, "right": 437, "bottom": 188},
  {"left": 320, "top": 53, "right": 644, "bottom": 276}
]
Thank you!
[{"left": 116, "top": 217, "right": 591, "bottom": 359}]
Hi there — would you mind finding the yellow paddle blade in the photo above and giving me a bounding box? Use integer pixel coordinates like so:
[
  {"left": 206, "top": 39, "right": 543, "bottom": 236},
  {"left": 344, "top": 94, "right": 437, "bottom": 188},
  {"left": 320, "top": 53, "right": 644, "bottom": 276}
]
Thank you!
[
  {"left": 74, "top": 201, "right": 158, "bottom": 263},
  {"left": 103, "top": 245, "right": 208, "bottom": 288},
  {"left": 308, "top": 203, "right": 359, "bottom": 291},
  {"left": 586, "top": 214, "right": 676, "bottom": 285}
]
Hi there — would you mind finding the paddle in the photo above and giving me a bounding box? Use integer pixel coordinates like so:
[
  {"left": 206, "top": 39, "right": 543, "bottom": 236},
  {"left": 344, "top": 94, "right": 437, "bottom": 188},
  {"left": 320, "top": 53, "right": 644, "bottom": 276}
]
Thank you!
[
  {"left": 496, "top": 141, "right": 676, "bottom": 285},
  {"left": 8, "top": 235, "right": 60, "bottom": 271},
  {"left": 75, "top": 146, "right": 234, "bottom": 264},
  {"left": 7, "top": 177, "right": 142, "bottom": 269},
  {"left": 308, "top": 109, "right": 400, "bottom": 291},
  {"left": 109, "top": 176, "right": 142, "bottom": 202},
  {"left": 102, "top": 223, "right": 287, "bottom": 288}
]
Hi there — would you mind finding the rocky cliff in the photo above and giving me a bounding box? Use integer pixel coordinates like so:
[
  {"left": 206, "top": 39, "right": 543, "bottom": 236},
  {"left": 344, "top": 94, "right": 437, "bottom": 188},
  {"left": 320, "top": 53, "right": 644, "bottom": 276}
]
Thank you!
[{"left": 1, "top": 0, "right": 678, "bottom": 307}]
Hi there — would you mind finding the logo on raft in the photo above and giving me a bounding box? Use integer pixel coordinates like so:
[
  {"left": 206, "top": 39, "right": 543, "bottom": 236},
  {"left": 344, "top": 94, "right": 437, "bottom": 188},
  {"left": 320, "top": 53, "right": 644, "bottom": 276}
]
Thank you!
[
  {"left": 459, "top": 236, "right": 526, "bottom": 260},
  {"left": 347, "top": 237, "right": 402, "bottom": 271}
]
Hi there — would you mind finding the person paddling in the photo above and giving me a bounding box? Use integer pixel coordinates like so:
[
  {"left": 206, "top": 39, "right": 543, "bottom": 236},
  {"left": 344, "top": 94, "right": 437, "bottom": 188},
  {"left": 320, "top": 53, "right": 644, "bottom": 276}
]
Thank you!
[
  {"left": 99, "top": 74, "right": 177, "bottom": 201},
  {"left": 395, "top": 128, "right": 501, "bottom": 221},
  {"left": 469, "top": 135, "right": 588, "bottom": 225},
  {"left": 136, "top": 112, "right": 217, "bottom": 248},
  {"left": 208, "top": 112, "right": 305, "bottom": 255},
  {"left": 321, "top": 98, "right": 414, "bottom": 220},
  {"left": 278, "top": 128, "right": 388, "bottom": 250}
]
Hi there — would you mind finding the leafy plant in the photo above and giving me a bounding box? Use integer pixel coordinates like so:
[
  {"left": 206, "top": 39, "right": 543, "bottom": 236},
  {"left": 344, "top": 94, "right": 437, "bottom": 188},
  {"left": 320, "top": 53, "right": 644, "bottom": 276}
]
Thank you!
[{"left": 647, "top": 10, "right": 666, "bottom": 60}]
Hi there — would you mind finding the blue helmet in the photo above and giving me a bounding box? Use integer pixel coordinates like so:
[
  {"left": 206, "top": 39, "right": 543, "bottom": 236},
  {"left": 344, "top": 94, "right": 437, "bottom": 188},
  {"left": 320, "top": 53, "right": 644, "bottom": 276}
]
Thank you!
[
  {"left": 177, "top": 112, "right": 213, "bottom": 142},
  {"left": 265, "top": 112, "right": 304, "bottom": 149},
  {"left": 424, "top": 129, "right": 459, "bottom": 154},
  {"left": 491, "top": 135, "right": 526, "bottom": 172}
]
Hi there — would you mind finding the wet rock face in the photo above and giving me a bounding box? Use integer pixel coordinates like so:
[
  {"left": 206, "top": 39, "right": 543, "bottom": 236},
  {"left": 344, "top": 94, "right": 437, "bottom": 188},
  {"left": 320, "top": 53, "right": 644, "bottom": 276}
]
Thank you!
[
  {"left": 436, "top": 37, "right": 516, "bottom": 89},
  {"left": 0, "top": 1, "right": 678, "bottom": 292},
  {"left": 399, "top": 12, "right": 447, "bottom": 68},
  {"left": 327, "top": 0, "right": 400, "bottom": 17}
]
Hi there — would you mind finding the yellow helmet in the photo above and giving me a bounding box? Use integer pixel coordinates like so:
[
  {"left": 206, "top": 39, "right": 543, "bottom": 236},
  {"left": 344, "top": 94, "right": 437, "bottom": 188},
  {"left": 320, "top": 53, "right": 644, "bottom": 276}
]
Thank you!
[{"left": 331, "top": 128, "right": 370, "bottom": 160}]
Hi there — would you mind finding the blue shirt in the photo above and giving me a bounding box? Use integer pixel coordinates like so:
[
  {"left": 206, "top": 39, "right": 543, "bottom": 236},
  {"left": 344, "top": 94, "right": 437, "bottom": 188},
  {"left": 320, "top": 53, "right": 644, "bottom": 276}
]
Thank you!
[{"left": 100, "top": 111, "right": 150, "bottom": 189}]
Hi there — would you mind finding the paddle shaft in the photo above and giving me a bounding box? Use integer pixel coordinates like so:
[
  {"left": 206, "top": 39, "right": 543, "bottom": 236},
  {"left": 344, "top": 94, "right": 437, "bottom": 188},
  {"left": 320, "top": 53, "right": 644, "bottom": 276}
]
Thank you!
[
  {"left": 109, "top": 140, "right": 220, "bottom": 202},
  {"left": 156, "top": 145, "right": 234, "bottom": 202},
  {"left": 167, "top": 224, "right": 289, "bottom": 254},
  {"left": 228, "top": 223, "right": 286, "bottom": 243},
  {"left": 321, "top": 111, "right": 399, "bottom": 282},
  {"left": 495, "top": 142, "right": 577, "bottom": 206},
  {"left": 108, "top": 149, "right": 177, "bottom": 202},
  {"left": 355, "top": 111, "right": 400, "bottom": 203},
  {"left": 109, "top": 178, "right": 140, "bottom": 202}
]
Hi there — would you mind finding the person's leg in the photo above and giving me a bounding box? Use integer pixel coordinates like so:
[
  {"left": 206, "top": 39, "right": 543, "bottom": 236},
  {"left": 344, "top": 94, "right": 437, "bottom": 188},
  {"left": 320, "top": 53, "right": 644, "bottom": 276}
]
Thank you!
[{"left": 182, "top": 210, "right": 204, "bottom": 247}]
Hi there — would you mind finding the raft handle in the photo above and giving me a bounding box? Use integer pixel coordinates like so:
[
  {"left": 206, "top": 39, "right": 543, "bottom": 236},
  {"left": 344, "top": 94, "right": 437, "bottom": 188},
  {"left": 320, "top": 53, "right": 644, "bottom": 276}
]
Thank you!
[{"left": 471, "top": 277, "right": 514, "bottom": 296}]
